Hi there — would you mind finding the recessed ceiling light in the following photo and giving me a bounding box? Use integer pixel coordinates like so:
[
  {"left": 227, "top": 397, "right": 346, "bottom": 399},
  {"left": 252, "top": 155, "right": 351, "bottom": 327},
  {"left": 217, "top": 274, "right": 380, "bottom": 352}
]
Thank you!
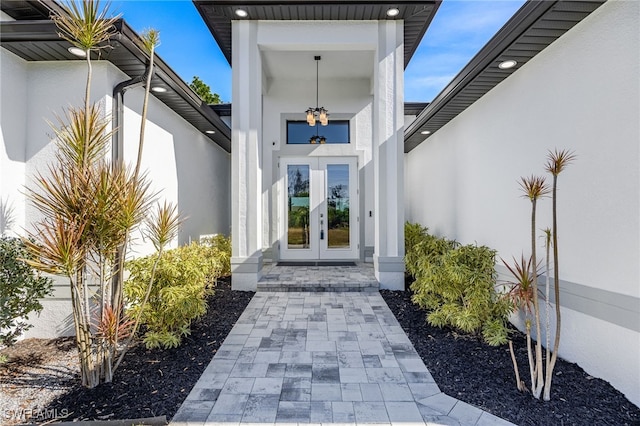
[
  {"left": 420, "top": 130, "right": 431, "bottom": 135},
  {"left": 151, "top": 86, "right": 167, "bottom": 93},
  {"left": 68, "top": 46, "right": 86, "bottom": 57},
  {"left": 498, "top": 60, "right": 517, "bottom": 70},
  {"left": 235, "top": 9, "right": 248, "bottom": 17},
  {"left": 205, "top": 130, "right": 216, "bottom": 134},
  {"left": 386, "top": 8, "right": 400, "bottom": 17}
]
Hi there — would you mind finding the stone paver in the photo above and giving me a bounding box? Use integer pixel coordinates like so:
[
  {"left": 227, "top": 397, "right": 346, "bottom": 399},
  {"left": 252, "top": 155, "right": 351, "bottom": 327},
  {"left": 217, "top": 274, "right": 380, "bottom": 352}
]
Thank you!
[
  {"left": 171, "top": 288, "right": 516, "bottom": 426},
  {"left": 258, "top": 263, "right": 379, "bottom": 292}
]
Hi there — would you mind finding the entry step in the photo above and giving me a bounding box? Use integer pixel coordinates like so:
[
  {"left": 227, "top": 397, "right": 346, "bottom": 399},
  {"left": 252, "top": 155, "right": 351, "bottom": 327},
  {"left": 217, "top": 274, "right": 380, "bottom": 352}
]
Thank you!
[
  {"left": 257, "top": 281, "right": 379, "bottom": 292},
  {"left": 257, "top": 262, "right": 379, "bottom": 292}
]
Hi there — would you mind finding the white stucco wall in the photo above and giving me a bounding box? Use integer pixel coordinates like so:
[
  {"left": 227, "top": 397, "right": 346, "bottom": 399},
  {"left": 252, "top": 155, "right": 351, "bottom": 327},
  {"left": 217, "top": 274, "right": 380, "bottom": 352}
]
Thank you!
[
  {"left": 404, "top": 0, "right": 639, "bottom": 405},
  {"left": 1, "top": 52, "right": 231, "bottom": 338},
  {"left": 117, "top": 80, "right": 231, "bottom": 257},
  {"left": 23, "top": 61, "right": 115, "bottom": 232},
  {"left": 0, "top": 49, "right": 28, "bottom": 236}
]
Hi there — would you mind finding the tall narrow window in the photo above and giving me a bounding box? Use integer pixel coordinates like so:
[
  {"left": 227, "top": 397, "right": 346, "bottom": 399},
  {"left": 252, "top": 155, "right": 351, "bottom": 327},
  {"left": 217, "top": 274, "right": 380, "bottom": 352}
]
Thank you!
[
  {"left": 287, "top": 164, "right": 310, "bottom": 249},
  {"left": 326, "top": 164, "right": 350, "bottom": 249}
]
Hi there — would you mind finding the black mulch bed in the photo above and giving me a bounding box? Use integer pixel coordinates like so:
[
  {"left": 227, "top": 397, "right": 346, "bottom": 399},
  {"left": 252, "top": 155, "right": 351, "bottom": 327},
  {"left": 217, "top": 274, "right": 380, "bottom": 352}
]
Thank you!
[
  {"left": 46, "top": 277, "right": 254, "bottom": 422},
  {"left": 42, "top": 279, "right": 639, "bottom": 425},
  {"left": 380, "top": 288, "right": 640, "bottom": 426}
]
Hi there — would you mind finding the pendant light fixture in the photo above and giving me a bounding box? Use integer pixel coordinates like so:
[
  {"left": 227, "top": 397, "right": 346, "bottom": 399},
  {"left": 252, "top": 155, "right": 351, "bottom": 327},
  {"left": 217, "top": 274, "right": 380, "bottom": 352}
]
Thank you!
[{"left": 306, "top": 56, "right": 329, "bottom": 127}]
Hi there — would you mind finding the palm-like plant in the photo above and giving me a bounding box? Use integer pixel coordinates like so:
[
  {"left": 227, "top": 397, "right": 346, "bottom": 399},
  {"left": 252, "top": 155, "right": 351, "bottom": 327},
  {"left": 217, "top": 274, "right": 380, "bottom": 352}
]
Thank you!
[
  {"left": 25, "top": 0, "right": 170, "bottom": 388},
  {"left": 110, "top": 28, "right": 160, "bottom": 319},
  {"left": 519, "top": 175, "right": 549, "bottom": 399},
  {"left": 135, "top": 29, "right": 160, "bottom": 178},
  {"left": 51, "top": 0, "right": 119, "bottom": 168},
  {"left": 506, "top": 152, "right": 575, "bottom": 401},
  {"left": 542, "top": 149, "right": 575, "bottom": 401}
]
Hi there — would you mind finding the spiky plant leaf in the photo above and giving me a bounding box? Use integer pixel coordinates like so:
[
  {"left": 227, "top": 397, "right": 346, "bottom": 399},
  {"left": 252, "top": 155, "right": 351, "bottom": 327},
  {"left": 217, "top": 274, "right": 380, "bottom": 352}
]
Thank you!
[
  {"left": 112, "top": 166, "right": 155, "bottom": 232},
  {"left": 519, "top": 175, "right": 550, "bottom": 201},
  {"left": 146, "top": 202, "right": 184, "bottom": 252},
  {"left": 501, "top": 254, "right": 540, "bottom": 314},
  {"left": 52, "top": 0, "right": 119, "bottom": 52},
  {"left": 545, "top": 149, "right": 576, "bottom": 177},
  {"left": 48, "top": 104, "right": 112, "bottom": 167},
  {"left": 23, "top": 217, "right": 85, "bottom": 276},
  {"left": 140, "top": 28, "right": 160, "bottom": 55},
  {"left": 95, "top": 304, "right": 134, "bottom": 345}
]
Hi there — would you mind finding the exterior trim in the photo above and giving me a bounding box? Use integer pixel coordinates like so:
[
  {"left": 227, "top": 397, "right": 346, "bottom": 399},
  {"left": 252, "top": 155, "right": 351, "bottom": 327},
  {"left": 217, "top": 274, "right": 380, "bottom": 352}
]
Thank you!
[
  {"left": 496, "top": 264, "right": 640, "bottom": 333},
  {"left": 194, "top": 0, "right": 440, "bottom": 68},
  {"left": 373, "top": 255, "right": 405, "bottom": 272}
]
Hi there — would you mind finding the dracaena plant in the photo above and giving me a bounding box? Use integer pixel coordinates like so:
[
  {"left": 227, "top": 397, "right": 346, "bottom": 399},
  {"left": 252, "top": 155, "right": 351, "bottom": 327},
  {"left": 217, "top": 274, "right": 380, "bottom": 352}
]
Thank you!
[
  {"left": 542, "top": 149, "right": 575, "bottom": 401},
  {"left": 505, "top": 150, "right": 575, "bottom": 401},
  {"left": 24, "top": 0, "right": 170, "bottom": 388},
  {"left": 502, "top": 175, "right": 549, "bottom": 399},
  {"left": 501, "top": 253, "right": 540, "bottom": 392},
  {"left": 51, "top": 0, "right": 120, "bottom": 168}
]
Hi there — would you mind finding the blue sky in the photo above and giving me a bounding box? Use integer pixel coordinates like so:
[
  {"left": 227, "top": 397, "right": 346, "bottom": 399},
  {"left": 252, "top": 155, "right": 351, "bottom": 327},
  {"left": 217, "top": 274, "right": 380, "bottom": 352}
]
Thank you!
[{"left": 110, "top": 0, "right": 525, "bottom": 103}]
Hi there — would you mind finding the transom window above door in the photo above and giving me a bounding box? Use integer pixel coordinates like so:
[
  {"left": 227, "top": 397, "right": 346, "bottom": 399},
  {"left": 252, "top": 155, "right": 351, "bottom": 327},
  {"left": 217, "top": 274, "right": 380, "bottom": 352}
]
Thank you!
[{"left": 286, "top": 120, "right": 350, "bottom": 144}]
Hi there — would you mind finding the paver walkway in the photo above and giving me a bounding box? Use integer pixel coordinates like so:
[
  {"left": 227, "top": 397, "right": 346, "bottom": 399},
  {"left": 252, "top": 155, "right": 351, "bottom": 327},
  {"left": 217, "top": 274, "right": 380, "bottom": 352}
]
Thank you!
[{"left": 172, "top": 291, "right": 515, "bottom": 425}]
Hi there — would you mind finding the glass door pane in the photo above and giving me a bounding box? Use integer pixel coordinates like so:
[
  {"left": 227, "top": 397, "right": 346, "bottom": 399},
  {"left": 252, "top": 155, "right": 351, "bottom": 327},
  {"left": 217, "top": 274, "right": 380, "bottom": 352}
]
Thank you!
[
  {"left": 326, "top": 164, "right": 350, "bottom": 248},
  {"left": 287, "top": 164, "right": 310, "bottom": 249}
]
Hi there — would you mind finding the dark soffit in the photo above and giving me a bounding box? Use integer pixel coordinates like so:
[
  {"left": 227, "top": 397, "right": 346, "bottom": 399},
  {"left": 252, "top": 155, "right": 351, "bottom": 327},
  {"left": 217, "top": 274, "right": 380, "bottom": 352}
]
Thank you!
[
  {"left": 404, "top": 102, "right": 429, "bottom": 116},
  {"left": 0, "top": 5, "right": 231, "bottom": 152},
  {"left": 193, "top": 0, "right": 440, "bottom": 68},
  {"left": 0, "top": 0, "right": 51, "bottom": 20},
  {"left": 404, "top": 0, "right": 606, "bottom": 153}
]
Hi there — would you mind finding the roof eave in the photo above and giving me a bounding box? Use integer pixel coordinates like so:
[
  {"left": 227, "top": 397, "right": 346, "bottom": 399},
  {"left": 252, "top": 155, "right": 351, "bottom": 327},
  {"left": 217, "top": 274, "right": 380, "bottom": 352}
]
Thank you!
[
  {"left": 193, "top": 0, "right": 441, "bottom": 68},
  {"left": 403, "top": 0, "right": 606, "bottom": 152},
  {"left": 0, "top": 16, "right": 231, "bottom": 152}
]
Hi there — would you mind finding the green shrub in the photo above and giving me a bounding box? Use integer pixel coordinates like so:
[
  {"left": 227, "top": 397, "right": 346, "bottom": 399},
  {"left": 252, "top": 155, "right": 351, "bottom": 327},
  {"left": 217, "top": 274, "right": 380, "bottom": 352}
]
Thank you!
[
  {"left": 200, "top": 234, "right": 232, "bottom": 279},
  {"left": 404, "top": 223, "right": 512, "bottom": 346},
  {"left": 124, "top": 238, "right": 230, "bottom": 349},
  {"left": 404, "top": 222, "right": 458, "bottom": 278},
  {"left": 404, "top": 221, "right": 428, "bottom": 257},
  {"left": 404, "top": 222, "right": 428, "bottom": 276},
  {"left": 0, "top": 237, "right": 53, "bottom": 346}
]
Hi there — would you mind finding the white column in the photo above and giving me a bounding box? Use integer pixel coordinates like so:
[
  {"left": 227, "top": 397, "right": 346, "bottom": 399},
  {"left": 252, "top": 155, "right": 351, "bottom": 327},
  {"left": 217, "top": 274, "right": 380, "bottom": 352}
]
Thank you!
[
  {"left": 373, "top": 21, "right": 405, "bottom": 290},
  {"left": 231, "top": 20, "right": 263, "bottom": 290}
]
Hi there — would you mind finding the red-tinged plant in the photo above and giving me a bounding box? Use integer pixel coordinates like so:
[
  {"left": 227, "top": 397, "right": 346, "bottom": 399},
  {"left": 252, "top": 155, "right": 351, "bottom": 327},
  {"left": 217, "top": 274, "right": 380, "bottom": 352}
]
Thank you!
[
  {"left": 502, "top": 253, "right": 541, "bottom": 392},
  {"left": 514, "top": 175, "right": 550, "bottom": 399},
  {"left": 24, "top": 0, "right": 169, "bottom": 388},
  {"left": 542, "top": 149, "right": 576, "bottom": 401},
  {"left": 95, "top": 304, "right": 134, "bottom": 346},
  {"left": 506, "top": 150, "right": 575, "bottom": 401}
]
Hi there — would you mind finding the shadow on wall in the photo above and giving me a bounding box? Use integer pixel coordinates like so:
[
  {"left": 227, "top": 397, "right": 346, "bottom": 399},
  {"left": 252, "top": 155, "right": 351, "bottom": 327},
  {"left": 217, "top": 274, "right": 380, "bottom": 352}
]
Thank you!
[
  {"left": 24, "top": 299, "right": 76, "bottom": 339},
  {"left": 174, "top": 132, "right": 231, "bottom": 245},
  {"left": 119, "top": 81, "right": 231, "bottom": 246},
  {"left": 0, "top": 197, "right": 16, "bottom": 236}
]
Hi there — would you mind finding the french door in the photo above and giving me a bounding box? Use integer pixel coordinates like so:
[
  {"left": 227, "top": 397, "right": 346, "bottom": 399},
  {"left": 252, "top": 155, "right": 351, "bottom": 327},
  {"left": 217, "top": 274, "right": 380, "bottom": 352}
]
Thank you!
[{"left": 280, "top": 157, "right": 359, "bottom": 260}]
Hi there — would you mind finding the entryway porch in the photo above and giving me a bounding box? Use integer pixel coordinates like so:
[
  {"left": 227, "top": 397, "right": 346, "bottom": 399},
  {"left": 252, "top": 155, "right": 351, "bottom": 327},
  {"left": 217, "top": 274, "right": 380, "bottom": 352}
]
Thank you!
[{"left": 257, "top": 262, "right": 378, "bottom": 292}]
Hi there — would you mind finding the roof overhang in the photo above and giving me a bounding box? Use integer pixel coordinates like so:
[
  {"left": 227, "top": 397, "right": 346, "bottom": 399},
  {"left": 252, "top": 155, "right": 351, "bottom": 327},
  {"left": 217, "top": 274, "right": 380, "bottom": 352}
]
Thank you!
[
  {"left": 403, "top": 0, "right": 606, "bottom": 152},
  {"left": 193, "top": 0, "right": 440, "bottom": 69},
  {"left": 0, "top": 0, "right": 52, "bottom": 20},
  {"left": 0, "top": 6, "right": 231, "bottom": 152}
]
